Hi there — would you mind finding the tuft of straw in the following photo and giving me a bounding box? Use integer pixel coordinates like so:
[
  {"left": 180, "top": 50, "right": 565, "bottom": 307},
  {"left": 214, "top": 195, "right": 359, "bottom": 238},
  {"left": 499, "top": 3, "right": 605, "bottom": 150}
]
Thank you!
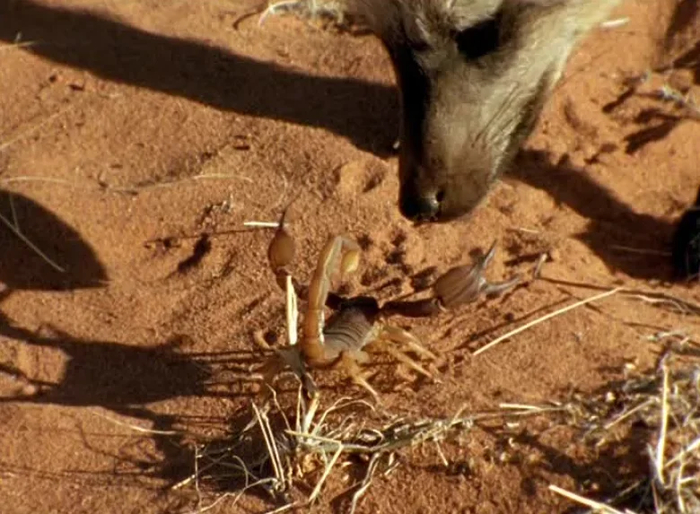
[{"left": 554, "top": 346, "right": 700, "bottom": 514}]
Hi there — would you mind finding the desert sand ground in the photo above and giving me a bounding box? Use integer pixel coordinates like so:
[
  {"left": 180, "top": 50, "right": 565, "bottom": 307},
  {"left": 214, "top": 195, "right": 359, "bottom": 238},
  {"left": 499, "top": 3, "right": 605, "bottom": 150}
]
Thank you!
[{"left": 0, "top": 1, "right": 699, "bottom": 513}]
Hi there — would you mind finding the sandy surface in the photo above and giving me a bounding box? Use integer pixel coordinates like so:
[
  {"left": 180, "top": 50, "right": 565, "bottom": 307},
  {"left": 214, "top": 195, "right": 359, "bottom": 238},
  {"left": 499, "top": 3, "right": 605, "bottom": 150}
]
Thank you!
[{"left": 0, "top": 1, "right": 699, "bottom": 513}]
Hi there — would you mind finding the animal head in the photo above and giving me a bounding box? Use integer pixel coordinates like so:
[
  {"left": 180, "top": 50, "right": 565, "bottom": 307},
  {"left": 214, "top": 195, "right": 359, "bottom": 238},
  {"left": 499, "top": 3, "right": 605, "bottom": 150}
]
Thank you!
[{"left": 349, "top": 0, "right": 621, "bottom": 222}]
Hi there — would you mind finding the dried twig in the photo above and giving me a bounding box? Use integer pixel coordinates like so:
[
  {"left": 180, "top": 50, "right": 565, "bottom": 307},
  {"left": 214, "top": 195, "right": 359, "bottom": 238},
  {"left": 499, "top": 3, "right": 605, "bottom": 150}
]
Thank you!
[
  {"left": 549, "top": 484, "right": 632, "bottom": 514},
  {"left": 0, "top": 201, "right": 65, "bottom": 273},
  {"left": 473, "top": 287, "right": 622, "bottom": 355}
]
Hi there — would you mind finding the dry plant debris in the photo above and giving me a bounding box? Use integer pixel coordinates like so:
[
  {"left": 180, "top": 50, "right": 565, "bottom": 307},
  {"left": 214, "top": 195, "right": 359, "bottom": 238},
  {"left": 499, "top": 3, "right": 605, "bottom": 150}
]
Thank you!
[
  {"left": 168, "top": 248, "right": 557, "bottom": 512},
  {"left": 174, "top": 348, "right": 699, "bottom": 514},
  {"left": 555, "top": 342, "right": 700, "bottom": 514},
  {"left": 175, "top": 386, "right": 568, "bottom": 514}
]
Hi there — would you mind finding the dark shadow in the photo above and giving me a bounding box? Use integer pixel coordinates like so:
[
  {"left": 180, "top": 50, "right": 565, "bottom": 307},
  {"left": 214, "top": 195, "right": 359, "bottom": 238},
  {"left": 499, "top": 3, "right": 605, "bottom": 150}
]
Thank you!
[
  {"left": 510, "top": 150, "right": 676, "bottom": 281},
  {"left": 0, "top": 314, "right": 263, "bottom": 491},
  {"left": 454, "top": 297, "right": 571, "bottom": 352},
  {"left": 0, "top": 320, "right": 258, "bottom": 408},
  {"left": 671, "top": 186, "right": 700, "bottom": 279},
  {"left": 408, "top": 412, "right": 652, "bottom": 513},
  {"left": 500, "top": 426, "right": 653, "bottom": 514},
  {"left": 0, "top": 0, "right": 398, "bottom": 156},
  {"left": 0, "top": 190, "right": 108, "bottom": 290},
  {"left": 2, "top": 326, "right": 203, "bottom": 406},
  {"left": 664, "top": 0, "right": 700, "bottom": 84},
  {"left": 664, "top": 0, "right": 700, "bottom": 41},
  {"left": 624, "top": 112, "right": 682, "bottom": 155},
  {"left": 415, "top": 371, "right": 665, "bottom": 512},
  {"left": 672, "top": 41, "right": 700, "bottom": 84}
]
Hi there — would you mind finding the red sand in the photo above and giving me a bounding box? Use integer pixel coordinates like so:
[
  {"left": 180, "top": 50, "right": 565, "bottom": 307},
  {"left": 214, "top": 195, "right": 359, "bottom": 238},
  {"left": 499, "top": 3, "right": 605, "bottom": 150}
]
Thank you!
[{"left": 0, "top": 1, "right": 699, "bottom": 513}]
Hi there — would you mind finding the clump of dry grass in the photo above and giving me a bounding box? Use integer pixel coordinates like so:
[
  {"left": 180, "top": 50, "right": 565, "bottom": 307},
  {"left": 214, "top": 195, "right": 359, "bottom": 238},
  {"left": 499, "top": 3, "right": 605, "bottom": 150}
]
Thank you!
[
  {"left": 553, "top": 341, "right": 700, "bottom": 514},
  {"left": 174, "top": 382, "right": 569, "bottom": 514},
  {"left": 258, "top": 0, "right": 375, "bottom": 34}
]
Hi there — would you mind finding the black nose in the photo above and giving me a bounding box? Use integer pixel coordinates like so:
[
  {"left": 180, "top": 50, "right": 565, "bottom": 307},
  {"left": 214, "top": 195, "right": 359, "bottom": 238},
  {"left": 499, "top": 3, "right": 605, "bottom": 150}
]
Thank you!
[{"left": 400, "top": 188, "right": 442, "bottom": 221}]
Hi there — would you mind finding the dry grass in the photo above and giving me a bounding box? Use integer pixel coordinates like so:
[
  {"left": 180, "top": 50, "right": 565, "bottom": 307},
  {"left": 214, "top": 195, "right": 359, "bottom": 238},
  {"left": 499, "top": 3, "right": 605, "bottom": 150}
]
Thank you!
[
  {"left": 173, "top": 383, "right": 570, "bottom": 514},
  {"left": 257, "top": 0, "right": 373, "bottom": 35},
  {"left": 0, "top": 193, "right": 65, "bottom": 273},
  {"left": 170, "top": 256, "right": 566, "bottom": 513},
  {"left": 175, "top": 349, "right": 699, "bottom": 513},
  {"left": 556, "top": 342, "right": 700, "bottom": 514},
  {"left": 159, "top": 239, "right": 700, "bottom": 514}
]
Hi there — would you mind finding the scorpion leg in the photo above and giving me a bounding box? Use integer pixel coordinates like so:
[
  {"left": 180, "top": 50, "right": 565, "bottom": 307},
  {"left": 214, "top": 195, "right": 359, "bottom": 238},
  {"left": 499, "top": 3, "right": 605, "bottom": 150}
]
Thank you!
[
  {"left": 257, "top": 347, "right": 317, "bottom": 399},
  {"left": 339, "top": 351, "right": 380, "bottom": 401},
  {"left": 382, "top": 325, "right": 437, "bottom": 360},
  {"left": 381, "top": 344, "right": 434, "bottom": 380}
]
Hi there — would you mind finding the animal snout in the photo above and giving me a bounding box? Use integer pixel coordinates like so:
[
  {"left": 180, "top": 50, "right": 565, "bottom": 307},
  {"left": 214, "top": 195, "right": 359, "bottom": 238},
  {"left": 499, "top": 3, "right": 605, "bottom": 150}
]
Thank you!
[
  {"left": 399, "top": 184, "right": 444, "bottom": 222},
  {"left": 398, "top": 165, "right": 495, "bottom": 224}
]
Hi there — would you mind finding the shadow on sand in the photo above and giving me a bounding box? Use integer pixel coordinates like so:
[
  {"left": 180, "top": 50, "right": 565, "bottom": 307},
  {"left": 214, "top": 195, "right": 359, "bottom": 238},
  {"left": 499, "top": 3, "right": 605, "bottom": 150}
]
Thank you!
[{"left": 0, "top": 0, "right": 398, "bottom": 156}]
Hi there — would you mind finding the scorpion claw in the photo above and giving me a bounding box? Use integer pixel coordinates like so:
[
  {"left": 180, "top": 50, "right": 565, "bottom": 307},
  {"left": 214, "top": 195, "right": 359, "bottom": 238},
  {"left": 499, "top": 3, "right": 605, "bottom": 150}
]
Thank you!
[
  {"left": 379, "top": 241, "right": 519, "bottom": 319},
  {"left": 433, "top": 240, "right": 518, "bottom": 309},
  {"left": 480, "top": 240, "right": 499, "bottom": 269},
  {"left": 481, "top": 274, "right": 522, "bottom": 298}
]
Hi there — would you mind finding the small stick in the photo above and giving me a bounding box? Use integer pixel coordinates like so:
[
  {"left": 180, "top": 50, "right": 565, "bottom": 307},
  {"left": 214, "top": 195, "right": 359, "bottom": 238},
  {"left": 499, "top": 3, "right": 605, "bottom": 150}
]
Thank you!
[
  {"left": 259, "top": 0, "right": 301, "bottom": 25},
  {"left": 473, "top": 287, "right": 622, "bottom": 356},
  {"left": 243, "top": 221, "right": 280, "bottom": 228},
  {"left": 264, "top": 502, "right": 301, "bottom": 514},
  {"left": 655, "top": 361, "right": 670, "bottom": 486},
  {"left": 308, "top": 445, "right": 343, "bottom": 502},
  {"left": 498, "top": 403, "right": 550, "bottom": 412},
  {"left": 600, "top": 17, "right": 629, "bottom": 29},
  {"left": 88, "top": 409, "right": 179, "bottom": 435},
  {"left": 532, "top": 253, "right": 547, "bottom": 279},
  {"left": 538, "top": 275, "right": 700, "bottom": 315},
  {"left": 0, "top": 41, "right": 39, "bottom": 51},
  {"left": 0, "top": 209, "right": 65, "bottom": 273},
  {"left": 286, "top": 275, "right": 298, "bottom": 347},
  {"left": 610, "top": 245, "right": 671, "bottom": 257},
  {"left": 665, "top": 435, "right": 700, "bottom": 469},
  {"left": 0, "top": 105, "right": 74, "bottom": 152},
  {"left": 194, "top": 444, "right": 203, "bottom": 512},
  {"left": 548, "top": 484, "right": 629, "bottom": 514},
  {"left": 9, "top": 194, "right": 18, "bottom": 228},
  {"left": 603, "top": 399, "right": 655, "bottom": 431},
  {"left": 102, "top": 172, "right": 253, "bottom": 193},
  {"left": 0, "top": 176, "right": 83, "bottom": 187},
  {"left": 252, "top": 402, "right": 285, "bottom": 487},
  {"left": 350, "top": 453, "right": 381, "bottom": 514}
]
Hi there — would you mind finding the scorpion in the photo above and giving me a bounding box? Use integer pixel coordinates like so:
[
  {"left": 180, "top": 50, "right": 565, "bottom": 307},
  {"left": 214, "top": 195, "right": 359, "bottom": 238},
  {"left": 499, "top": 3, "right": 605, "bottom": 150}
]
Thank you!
[{"left": 262, "top": 212, "right": 521, "bottom": 400}]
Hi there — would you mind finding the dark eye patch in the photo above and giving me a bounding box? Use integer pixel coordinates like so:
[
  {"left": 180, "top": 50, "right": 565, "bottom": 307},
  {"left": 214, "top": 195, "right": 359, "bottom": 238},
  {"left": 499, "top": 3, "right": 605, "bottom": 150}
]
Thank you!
[{"left": 455, "top": 12, "right": 502, "bottom": 60}]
